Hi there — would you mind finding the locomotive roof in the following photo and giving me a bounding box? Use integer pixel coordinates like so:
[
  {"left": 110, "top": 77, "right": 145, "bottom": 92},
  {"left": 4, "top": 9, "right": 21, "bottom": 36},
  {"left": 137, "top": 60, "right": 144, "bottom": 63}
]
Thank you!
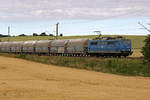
[{"left": 93, "top": 36, "right": 126, "bottom": 40}]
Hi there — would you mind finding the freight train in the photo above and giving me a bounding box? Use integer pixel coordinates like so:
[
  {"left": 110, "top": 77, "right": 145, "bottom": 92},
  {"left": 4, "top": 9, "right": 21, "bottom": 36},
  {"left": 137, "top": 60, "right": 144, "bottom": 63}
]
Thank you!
[{"left": 0, "top": 37, "right": 133, "bottom": 57}]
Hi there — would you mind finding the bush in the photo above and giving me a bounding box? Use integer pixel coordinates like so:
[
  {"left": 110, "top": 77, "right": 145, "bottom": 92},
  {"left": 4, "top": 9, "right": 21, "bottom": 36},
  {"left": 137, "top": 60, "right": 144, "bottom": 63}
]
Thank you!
[
  {"left": 18, "top": 34, "right": 26, "bottom": 36},
  {"left": 40, "top": 32, "right": 47, "bottom": 36},
  {"left": 33, "top": 33, "right": 38, "bottom": 36},
  {"left": 49, "top": 34, "right": 54, "bottom": 36},
  {"left": 15, "top": 54, "right": 26, "bottom": 59},
  {"left": 142, "top": 35, "right": 150, "bottom": 63},
  {"left": 60, "top": 34, "right": 63, "bottom": 37},
  {"left": 0, "top": 34, "right": 9, "bottom": 37}
]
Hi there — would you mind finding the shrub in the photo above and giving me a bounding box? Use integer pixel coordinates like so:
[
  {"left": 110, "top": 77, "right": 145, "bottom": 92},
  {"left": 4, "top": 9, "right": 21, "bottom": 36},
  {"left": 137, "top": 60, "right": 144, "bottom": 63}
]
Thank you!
[
  {"left": 33, "top": 33, "right": 38, "bottom": 36},
  {"left": 142, "top": 35, "right": 150, "bottom": 63},
  {"left": 40, "top": 32, "right": 47, "bottom": 36}
]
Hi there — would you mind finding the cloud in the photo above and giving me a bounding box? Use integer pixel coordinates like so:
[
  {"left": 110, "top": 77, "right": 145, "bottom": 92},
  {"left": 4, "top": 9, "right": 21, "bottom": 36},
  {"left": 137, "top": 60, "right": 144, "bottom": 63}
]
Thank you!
[{"left": 0, "top": 0, "right": 149, "bottom": 21}]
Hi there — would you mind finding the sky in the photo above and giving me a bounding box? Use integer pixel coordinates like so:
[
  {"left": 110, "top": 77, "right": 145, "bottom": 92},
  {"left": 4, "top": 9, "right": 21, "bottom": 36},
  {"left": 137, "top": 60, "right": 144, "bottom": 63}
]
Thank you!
[{"left": 0, "top": 0, "right": 150, "bottom": 36}]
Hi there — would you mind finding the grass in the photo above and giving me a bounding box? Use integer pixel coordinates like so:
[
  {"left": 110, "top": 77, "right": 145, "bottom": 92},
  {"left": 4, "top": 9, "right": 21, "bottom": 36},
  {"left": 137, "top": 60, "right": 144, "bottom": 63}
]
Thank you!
[
  {"left": 1, "top": 53, "right": 150, "bottom": 77},
  {"left": 0, "top": 35, "right": 146, "bottom": 57},
  {"left": 0, "top": 35, "right": 97, "bottom": 41}
]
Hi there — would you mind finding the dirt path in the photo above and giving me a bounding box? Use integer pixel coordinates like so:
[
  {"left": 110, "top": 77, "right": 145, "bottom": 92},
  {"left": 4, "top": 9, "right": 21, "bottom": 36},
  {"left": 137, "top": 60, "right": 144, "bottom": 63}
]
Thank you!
[{"left": 0, "top": 56, "right": 150, "bottom": 100}]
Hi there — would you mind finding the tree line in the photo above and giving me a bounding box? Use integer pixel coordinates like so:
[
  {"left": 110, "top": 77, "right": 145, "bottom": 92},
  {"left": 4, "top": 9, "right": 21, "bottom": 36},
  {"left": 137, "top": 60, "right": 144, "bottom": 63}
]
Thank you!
[
  {"left": 0, "top": 34, "right": 10, "bottom": 37},
  {"left": 0, "top": 32, "right": 63, "bottom": 37}
]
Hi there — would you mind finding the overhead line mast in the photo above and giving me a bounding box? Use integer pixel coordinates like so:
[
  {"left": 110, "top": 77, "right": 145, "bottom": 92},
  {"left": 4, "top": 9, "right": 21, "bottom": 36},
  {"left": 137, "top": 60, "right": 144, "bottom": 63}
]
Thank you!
[
  {"left": 56, "top": 22, "right": 59, "bottom": 40},
  {"left": 8, "top": 26, "right": 10, "bottom": 41}
]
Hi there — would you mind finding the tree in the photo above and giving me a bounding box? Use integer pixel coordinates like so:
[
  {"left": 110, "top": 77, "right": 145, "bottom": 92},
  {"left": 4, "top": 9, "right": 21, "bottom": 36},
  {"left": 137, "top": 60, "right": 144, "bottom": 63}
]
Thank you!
[
  {"left": 18, "top": 34, "right": 26, "bottom": 36},
  {"left": 49, "top": 34, "right": 54, "bottom": 36},
  {"left": 0, "top": 34, "right": 9, "bottom": 37},
  {"left": 40, "top": 32, "right": 47, "bottom": 36},
  {"left": 33, "top": 33, "right": 38, "bottom": 36},
  {"left": 142, "top": 35, "right": 150, "bottom": 62},
  {"left": 60, "top": 33, "right": 63, "bottom": 37}
]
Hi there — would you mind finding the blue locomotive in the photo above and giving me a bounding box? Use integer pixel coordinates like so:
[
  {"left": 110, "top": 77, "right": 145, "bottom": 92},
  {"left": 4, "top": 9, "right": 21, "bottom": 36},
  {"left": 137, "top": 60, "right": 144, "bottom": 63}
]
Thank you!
[{"left": 88, "top": 37, "right": 132, "bottom": 57}]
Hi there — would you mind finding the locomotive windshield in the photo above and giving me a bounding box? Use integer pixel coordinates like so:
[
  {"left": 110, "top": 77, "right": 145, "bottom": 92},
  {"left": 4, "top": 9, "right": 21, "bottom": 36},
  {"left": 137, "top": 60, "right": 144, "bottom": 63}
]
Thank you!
[
  {"left": 91, "top": 42, "right": 98, "bottom": 45},
  {"left": 121, "top": 39, "right": 131, "bottom": 47}
]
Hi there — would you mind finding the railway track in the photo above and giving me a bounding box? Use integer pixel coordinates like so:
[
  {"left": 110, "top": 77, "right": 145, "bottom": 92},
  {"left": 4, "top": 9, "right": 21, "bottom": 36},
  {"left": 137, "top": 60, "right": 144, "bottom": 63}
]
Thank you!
[{"left": 35, "top": 53, "right": 143, "bottom": 60}]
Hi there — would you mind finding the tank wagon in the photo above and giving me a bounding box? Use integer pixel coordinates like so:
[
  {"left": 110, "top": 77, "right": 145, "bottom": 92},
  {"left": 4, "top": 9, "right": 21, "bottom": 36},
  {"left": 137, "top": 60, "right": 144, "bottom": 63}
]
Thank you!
[{"left": 0, "top": 38, "right": 132, "bottom": 57}]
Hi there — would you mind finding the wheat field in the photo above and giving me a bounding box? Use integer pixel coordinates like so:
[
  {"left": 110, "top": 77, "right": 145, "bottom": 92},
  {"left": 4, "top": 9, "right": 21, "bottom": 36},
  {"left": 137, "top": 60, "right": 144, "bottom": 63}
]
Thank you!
[{"left": 0, "top": 56, "right": 150, "bottom": 100}]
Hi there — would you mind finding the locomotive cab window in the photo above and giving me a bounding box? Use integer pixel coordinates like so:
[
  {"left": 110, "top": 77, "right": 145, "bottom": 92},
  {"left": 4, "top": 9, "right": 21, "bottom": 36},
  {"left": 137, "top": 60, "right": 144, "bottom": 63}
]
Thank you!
[{"left": 91, "top": 42, "right": 98, "bottom": 45}]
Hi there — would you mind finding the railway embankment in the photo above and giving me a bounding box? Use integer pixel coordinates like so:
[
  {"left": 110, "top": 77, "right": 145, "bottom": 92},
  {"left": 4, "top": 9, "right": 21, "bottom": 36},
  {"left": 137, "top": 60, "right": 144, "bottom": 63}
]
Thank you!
[{"left": 1, "top": 53, "right": 150, "bottom": 77}]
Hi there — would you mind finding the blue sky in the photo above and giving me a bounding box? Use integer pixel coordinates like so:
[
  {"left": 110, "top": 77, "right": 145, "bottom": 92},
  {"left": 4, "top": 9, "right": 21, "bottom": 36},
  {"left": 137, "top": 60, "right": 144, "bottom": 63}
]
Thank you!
[
  {"left": 0, "top": 18, "right": 149, "bottom": 36},
  {"left": 0, "top": 0, "right": 150, "bottom": 36}
]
